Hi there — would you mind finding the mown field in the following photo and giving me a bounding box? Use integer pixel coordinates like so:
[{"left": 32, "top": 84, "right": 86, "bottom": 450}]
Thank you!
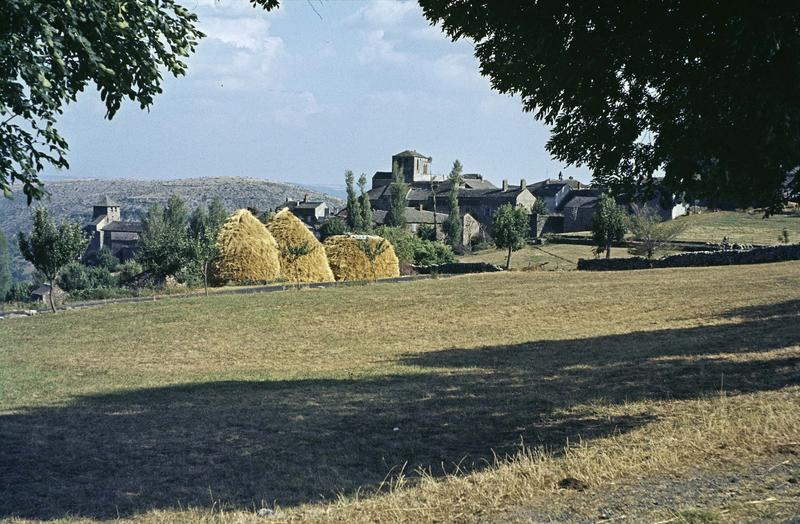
[
  {"left": 1, "top": 262, "right": 799, "bottom": 522},
  {"left": 459, "top": 244, "right": 632, "bottom": 270},
  {"left": 671, "top": 210, "right": 800, "bottom": 244}
]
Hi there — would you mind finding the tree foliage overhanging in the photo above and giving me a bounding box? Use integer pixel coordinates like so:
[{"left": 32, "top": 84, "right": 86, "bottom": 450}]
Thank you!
[
  {"left": 419, "top": 1, "right": 800, "bottom": 212},
  {"left": 0, "top": 0, "right": 279, "bottom": 203}
]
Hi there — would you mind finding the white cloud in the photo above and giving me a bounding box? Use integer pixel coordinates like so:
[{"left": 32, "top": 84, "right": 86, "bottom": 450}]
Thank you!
[
  {"left": 432, "top": 53, "right": 487, "bottom": 88},
  {"left": 356, "top": 1, "right": 420, "bottom": 26},
  {"left": 357, "top": 29, "right": 407, "bottom": 65},
  {"left": 272, "top": 91, "right": 323, "bottom": 127}
]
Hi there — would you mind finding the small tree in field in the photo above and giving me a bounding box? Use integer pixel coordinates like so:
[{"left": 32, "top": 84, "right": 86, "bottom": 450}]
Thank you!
[
  {"left": 492, "top": 204, "right": 529, "bottom": 269},
  {"left": 188, "top": 205, "right": 223, "bottom": 296},
  {"left": 18, "top": 207, "right": 87, "bottom": 312},
  {"left": 627, "top": 205, "right": 686, "bottom": 259},
  {"left": 0, "top": 231, "right": 11, "bottom": 300},
  {"left": 592, "top": 194, "right": 628, "bottom": 259},
  {"left": 357, "top": 237, "right": 389, "bottom": 281}
]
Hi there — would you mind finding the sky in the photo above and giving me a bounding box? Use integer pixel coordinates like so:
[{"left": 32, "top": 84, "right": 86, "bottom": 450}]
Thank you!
[{"left": 49, "top": 0, "right": 591, "bottom": 189}]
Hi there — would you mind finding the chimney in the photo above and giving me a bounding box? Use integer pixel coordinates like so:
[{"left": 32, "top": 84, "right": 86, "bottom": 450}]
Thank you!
[
  {"left": 520, "top": 178, "right": 527, "bottom": 189},
  {"left": 303, "top": 193, "right": 308, "bottom": 203},
  {"left": 558, "top": 171, "right": 563, "bottom": 181},
  {"left": 418, "top": 203, "right": 424, "bottom": 211},
  {"left": 502, "top": 179, "right": 509, "bottom": 191}
]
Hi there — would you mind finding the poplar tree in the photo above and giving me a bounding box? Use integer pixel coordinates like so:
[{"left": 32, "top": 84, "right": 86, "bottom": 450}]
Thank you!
[
  {"left": 358, "top": 173, "right": 373, "bottom": 232},
  {"left": 442, "top": 160, "right": 463, "bottom": 247},
  {"left": 345, "top": 170, "right": 363, "bottom": 232},
  {"left": 0, "top": 231, "right": 11, "bottom": 300},
  {"left": 592, "top": 194, "right": 628, "bottom": 259},
  {"left": 386, "top": 162, "right": 408, "bottom": 228}
]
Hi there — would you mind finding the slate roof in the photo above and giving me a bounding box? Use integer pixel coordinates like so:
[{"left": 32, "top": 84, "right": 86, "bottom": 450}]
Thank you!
[
  {"left": 102, "top": 220, "right": 144, "bottom": 233},
  {"left": 393, "top": 150, "right": 430, "bottom": 159},
  {"left": 561, "top": 196, "right": 599, "bottom": 209},
  {"left": 372, "top": 207, "right": 448, "bottom": 225},
  {"left": 285, "top": 201, "right": 326, "bottom": 210},
  {"left": 531, "top": 183, "right": 570, "bottom": 198},
  {"left": 94, "top": 195, "right": 119, "bottom": 207}
]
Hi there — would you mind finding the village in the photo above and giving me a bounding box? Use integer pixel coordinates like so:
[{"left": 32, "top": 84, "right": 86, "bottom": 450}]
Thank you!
[{"left": 2, "top": 2, "right": 800, "bottom": 523}]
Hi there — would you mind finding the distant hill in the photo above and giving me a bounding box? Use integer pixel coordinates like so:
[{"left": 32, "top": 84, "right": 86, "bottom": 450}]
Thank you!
[
  {"left": 0, "top": 177, "right": 345, "bottom": 280},
  {"left": 1, "top": 177, "right": 344, "bottom": 237}
]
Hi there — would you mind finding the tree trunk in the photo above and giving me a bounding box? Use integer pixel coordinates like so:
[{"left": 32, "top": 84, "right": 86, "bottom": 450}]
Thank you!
[
  {"left": 606, "top": 244, "right": 611, "bottom": 259},
  {"left": 203, "top": 261, "right": 209, "bottom": 297},
  {"left": 48, "top": 277, "right": 56, "bottom": 313},
  {"left": 431, "top": 182, "right": 438, "bottom": 240},
  {"left": 506, "top": 245, "right": 513, "bottom": 270}
]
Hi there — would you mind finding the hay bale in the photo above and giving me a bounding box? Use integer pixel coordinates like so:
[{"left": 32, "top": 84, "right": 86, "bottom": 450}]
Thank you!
[
  {"left": 267, "top": 209, "right": 334, "bottom": 283},
  {"left": 324, "top": 234, "right": 400, "bottom": 281},
  {"left": 212, "top": 209, "right": 281, "bottom": 283}
]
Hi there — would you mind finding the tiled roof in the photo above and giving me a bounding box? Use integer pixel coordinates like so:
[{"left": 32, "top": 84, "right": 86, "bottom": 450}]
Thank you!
[
  {"left": 393, "top": 150, "right": 430, "bottom": 159},
  {"left": 102, "top": 221, "right": 144, "bottom": 233}
]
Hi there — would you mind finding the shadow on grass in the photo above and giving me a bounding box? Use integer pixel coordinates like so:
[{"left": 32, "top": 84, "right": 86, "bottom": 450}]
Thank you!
[{"left": 1, "top": 301, "right": 798, "bottom": 519}]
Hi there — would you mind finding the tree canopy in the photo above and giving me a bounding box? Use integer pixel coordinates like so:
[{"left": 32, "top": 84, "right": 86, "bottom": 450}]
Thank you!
[
  {"left": 1, "top": 0, "right": 279, "bottom": 203},
  {"left": 491, "top": 203, "right": 528, "bottom": 269},
  {"left": 419, "top": 1, "right": 800, "bottom": 212}
]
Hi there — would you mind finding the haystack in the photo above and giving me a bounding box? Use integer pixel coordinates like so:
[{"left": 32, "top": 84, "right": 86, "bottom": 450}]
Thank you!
[
  {"left": 212, "top": 209, "right": 281, "bottom": 283},
  {"left": 324, "top": 234, "right": 400, "bottom": 281},
  {"left": 267, "top": 209, "right": 334, "bottom": 283}
]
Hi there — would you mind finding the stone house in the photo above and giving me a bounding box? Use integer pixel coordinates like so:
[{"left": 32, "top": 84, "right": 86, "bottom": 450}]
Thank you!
[
  {"left": 278, "top": 196, "right": 330, "bottom": 225},
  {"left": 84, "top": 196, "right": 143, "bottom": 260},
  {"left": 30, "top": 284, "right": 66, "bottom": 306},
  {"left": 369, "top": 206, "right": 481, "bottom": 246}
]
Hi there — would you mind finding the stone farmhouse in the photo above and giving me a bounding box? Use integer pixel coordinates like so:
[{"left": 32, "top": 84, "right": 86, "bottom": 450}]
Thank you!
[
  {"left": 84, "top": 196, "right": 143, "bottom": 260},
  {"left": 279, "top": 195, "right": 330, "bottom": 225}
]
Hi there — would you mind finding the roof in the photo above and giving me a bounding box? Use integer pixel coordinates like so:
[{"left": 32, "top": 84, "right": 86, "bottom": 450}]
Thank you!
[
  {"left": 531, "top": 183, "right": 571, "bottom": 198},
  {"left": 94, "top": 195, "right": 119, "bottom": 207},
  {"left": 102, "top": 221, "right": 144, "bottom": 233},
  {"left": 393, "top": 150, "right": 430, "bottom": 159},
  {"left": 372, "top": 207, "right": 448, "bottom": 225},
  {"left": 284, "top": 200, "right": 327, "bottom": 210},
  {"left": 562, "top": 196, "right": 599, "bottom": 209},
  {"left": 31, "top": 284, "right": 63, "bottom": 296},
  {"left": 459, "top": 187, "right": 528, "bottom": 201}
]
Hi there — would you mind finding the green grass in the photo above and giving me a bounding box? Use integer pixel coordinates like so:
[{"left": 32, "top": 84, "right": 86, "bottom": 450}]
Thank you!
[
  {"left": 671, "top": 210, "right": 800, "bottom": 244},
  {"left": 1, "top": 262, "right": 799, "bottom": 522},
  {"left": 458, "top": 243, "right": 633, "bottom": 270}
]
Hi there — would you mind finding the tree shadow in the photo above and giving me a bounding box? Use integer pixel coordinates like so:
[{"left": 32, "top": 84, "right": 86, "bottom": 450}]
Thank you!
[{"left": 1, "top": 305, "right": 798, "bottom": 519}]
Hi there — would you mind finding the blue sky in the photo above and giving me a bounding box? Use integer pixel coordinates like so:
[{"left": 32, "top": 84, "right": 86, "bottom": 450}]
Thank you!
[{"left": 50, "top": 0, "right": 590, "bottom": 189}]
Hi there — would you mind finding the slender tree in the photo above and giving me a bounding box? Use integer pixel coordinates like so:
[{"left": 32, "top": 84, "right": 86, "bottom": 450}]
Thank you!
[
  {"left": 386, "top": 161, "right": 408, "bottom": 228},
  {"left": 17, "top": 207, "right": 87, "bottom": 312},
  {"left": 207, "top": 196, "right": 228, "bottom": 232},
  {"left": 345, "top": 170, "right": 363, "bottom": 232},
  {"left": 137, "top": 195, "right": 190, "bottom": 279},
  {"left": 442, "top": 160, "right": 463, "bottom": 247},
  {"left": 0, "top": 230, "right": 11, "bottom": 300},
  {"left": 592, "top": 194, "right": 628, "bottom": 259},
  {"left": 358, "top": 173, "right": 373, "bottom": 232},
  {"left": 188, "top": 205, "right": 221, "bottom": 296},
  {"left": 492, "top": 203, "right": 529, "bottom": 269},
  {"left": 627, "top": 204, "right": 686, "bottom": 259}
]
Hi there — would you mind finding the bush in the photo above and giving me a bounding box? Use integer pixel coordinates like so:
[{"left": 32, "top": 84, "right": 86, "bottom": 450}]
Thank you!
[
  {"left": 118, "top": 259, "right": 143, "bottom": 283},
  {"left": 59, "top": 262, "right": 117, "bottom": 291},
  {"left": 319, "top": 217, "right": 347, "bottom": 240},
  {"left": 5, "top": 281, "right": 33, "bottom": 302},
  {"left": 92, "top": 247, "right": 120, "bottom": 271},
  {"left": 212, "top": 209, "right": 281, "bottom": 284},
  {"left": 416, "top": 224, "right": 436, "bottom": 241},
  {"left": 375, "top": 226, "right": 456, "bottom": 266}
]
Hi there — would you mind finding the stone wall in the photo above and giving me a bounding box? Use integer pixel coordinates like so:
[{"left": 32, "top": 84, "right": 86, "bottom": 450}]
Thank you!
[
  {"left": 577, "top": 244, "right": 800, "bottom": 271},
  {"left": 531, "top": 214, "right": 564, "bottom": 237},
  {"left": 414, "top": 262, "right": 504, "bottom": 274}
]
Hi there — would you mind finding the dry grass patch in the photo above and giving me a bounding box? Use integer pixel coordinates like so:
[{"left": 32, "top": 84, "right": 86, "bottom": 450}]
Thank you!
[{"left": 1, "top": 262, "right": 799, "bottom": 522}]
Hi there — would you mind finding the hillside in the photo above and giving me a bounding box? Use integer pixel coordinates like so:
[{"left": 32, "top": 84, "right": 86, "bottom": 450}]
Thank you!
[
  {"left": 1, "top": 263, "right": 798, "bottom": 522},
  {"left": 0, "top": 177, "right": 344, "bottom": 239}
]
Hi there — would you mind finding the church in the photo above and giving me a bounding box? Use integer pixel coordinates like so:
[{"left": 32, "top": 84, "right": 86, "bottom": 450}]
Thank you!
[{"left": 83, "top": 196, "right": 143, "bottom": 261}]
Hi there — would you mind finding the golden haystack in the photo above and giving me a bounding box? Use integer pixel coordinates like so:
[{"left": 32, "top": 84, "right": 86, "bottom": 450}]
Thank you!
[
  {"left": 267, "top": 209, "right": 334, "bottom": 283},
  {"left": 212, "top": 209, "right": 281, "bottom": 283},
  {"left": 324, "top": 234, "right": 400, "bottom": 281}
]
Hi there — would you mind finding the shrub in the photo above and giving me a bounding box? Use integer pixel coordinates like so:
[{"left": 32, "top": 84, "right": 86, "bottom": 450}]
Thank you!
[
  {"left": 212, "top": 209, "right": 281, "bottom": 283},
  {"left": 93, "top": 247, "right": 120, "bottom": 271},
  {"left": 59, "top": 261, "right": 90, "bottom": 291},
  {"left": 118, "top": 259, "right": 143, "bottom": 283},
  {"left": 319, "top": 217, "right": 347, "bottom": 240},
  {"left": 376, "top": 226, "right": 456, "bottom": 266},
  {"left": 267, "top": 209, "right": 334, "bottom": 283},
  {"left": 5, "top": 281, "right": 33, "bottom": 302},
  {"left": 416, "top": 224, "right": 436, "bottom": 241},
  {"left": 324, "top": 234, "right": 400, "bottom": 281}
]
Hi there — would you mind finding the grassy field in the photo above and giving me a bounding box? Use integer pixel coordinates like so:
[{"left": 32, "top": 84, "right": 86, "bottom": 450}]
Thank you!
[
  {"left": 1, "top": 263, "right": 799, "bottom": 522},
  {"left": 458, "top": 244, "right": 633, "bottom": 270},
  {"left": 671, "top": 211, "right": 800, "bottom": 244},
  {"left": 559, "top": 210, "right": 800, "bottom": 245}
]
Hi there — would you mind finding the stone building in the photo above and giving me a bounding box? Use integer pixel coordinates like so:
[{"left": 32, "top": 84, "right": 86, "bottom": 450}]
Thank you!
[
  {"left": 84, "top": 196, "right": 143, "bottom": 260},
  {"left": 278, "top": 195, "right": 330, "bottom": 225}
]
